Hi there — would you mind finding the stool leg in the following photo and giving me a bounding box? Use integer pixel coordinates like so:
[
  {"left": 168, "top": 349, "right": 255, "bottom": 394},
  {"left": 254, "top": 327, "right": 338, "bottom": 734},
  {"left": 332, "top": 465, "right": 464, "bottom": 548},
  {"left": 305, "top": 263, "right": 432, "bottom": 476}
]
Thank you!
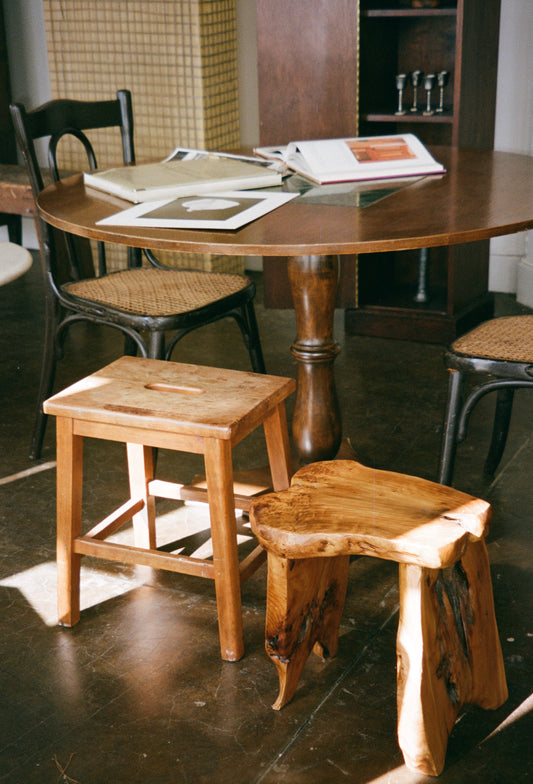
[
  {"left": 263, "top": 402, "right": 293, "bottom": 491},
  {"left": 265, "top": 553, "right": 350, "bottom": 710},
  {"left": 396, "top": 539, "right": 507, "bottom": 776},
  {"left": 126, "top": 443, "right": 156, "bottom": 549},
  {"left": 204, "top": 438, "right": 244, "bottom": 662},
  {"left": 56, "top": 417, "right": 83, "bottom": 627}
]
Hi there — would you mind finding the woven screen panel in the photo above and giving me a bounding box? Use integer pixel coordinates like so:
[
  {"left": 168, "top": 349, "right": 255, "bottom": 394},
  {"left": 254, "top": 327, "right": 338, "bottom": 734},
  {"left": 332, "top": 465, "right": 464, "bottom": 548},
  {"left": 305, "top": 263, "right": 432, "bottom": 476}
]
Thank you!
[{"left": 43, "top": 0, "right": 243, "bottom": 273}]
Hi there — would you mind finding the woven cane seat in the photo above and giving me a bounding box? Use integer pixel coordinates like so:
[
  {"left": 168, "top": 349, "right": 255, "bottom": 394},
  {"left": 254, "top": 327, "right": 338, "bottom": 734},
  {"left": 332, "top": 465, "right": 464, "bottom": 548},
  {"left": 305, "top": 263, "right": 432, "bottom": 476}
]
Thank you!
[
  {"left": 451, "top": 315, "right": 533, "bottom": 363},
  {"left": 63, "top": 268, "right": 251, "bottom": 316}
]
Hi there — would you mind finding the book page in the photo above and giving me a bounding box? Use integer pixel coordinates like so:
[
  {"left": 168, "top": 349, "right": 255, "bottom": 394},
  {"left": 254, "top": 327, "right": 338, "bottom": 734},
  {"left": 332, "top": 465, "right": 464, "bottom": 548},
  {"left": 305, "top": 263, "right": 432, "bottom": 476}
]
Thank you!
[{"left": 295, "top": 139, "right": 359, "bottom": 175}]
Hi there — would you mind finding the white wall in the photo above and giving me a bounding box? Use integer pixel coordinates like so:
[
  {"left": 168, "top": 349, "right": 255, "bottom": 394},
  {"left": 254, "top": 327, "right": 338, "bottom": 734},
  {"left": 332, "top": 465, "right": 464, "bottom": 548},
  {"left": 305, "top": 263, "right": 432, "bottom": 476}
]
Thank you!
[
  {"left": 3, "top": 0, "right": 50, "bottom": 106},
  {"left": 490, "top": 0, "right": 533, "bottom": 305}
]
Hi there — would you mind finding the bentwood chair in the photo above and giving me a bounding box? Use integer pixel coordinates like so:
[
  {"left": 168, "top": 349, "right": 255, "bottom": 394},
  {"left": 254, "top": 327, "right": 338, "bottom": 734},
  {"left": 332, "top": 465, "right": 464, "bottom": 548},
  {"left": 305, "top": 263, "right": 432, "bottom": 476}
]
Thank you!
[
  {"left": 10, "top": 90, "right": 265, "bottom": 460},
  {"left": 438, "top": 315, "right": 533, "bottom": 485}
]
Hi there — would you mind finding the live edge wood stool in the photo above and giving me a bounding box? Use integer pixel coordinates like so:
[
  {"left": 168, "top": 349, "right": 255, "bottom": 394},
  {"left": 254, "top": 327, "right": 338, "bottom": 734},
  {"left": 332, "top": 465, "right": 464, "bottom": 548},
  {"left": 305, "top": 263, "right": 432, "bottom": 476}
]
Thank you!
[
  {"left": 249, "top": 460, "right": 508, "bottom": 776},
  {"left": 43, "top": 356, "right": 295, "bottom": 662}
]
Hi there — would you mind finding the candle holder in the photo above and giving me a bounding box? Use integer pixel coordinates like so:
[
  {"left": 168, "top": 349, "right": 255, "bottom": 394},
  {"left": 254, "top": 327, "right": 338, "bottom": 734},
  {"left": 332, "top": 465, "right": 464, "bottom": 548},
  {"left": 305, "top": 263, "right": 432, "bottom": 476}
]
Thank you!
[
  {"left": 436, "top": 70, "right": 449, "bottom": 113},
  {"left": 410, "top": 70, "right": 423, "bottom": 112},
  {"left": 414, "top": 247, "right": 430, "bottom": 303},
  {"left": 395, "top": 73, "right": 408, "bottom": 115},
  {"left": 422, "top": 73, "right": 435, "bottom": 116}
]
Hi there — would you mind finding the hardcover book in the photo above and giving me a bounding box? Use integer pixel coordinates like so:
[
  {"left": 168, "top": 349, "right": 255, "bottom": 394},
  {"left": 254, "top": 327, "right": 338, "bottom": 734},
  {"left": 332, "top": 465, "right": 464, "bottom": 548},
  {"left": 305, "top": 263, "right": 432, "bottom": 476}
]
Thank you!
[
  {"left": 83, "top": 147, "right": 283, "bottom": 203},
  {"left": 254, "top": 134, "right": 445, "bottom": 185}
]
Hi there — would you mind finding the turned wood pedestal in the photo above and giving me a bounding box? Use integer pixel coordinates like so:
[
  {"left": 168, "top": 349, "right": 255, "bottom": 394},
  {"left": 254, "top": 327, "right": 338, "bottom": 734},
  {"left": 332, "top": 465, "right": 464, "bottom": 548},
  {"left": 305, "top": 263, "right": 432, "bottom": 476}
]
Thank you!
[
  {"left": 44, "top": 356, "right": 295, "bottom": 662},
  {"left": 250, "top": 460, "right": 508, "bottom": 776}
]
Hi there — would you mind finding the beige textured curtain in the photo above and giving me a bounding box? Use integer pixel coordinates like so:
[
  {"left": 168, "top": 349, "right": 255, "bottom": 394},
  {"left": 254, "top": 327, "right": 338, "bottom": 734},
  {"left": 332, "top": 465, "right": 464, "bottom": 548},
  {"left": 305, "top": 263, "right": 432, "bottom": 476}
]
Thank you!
[{"left": 43, "top": 0, "right": 243, "bottom": 272}]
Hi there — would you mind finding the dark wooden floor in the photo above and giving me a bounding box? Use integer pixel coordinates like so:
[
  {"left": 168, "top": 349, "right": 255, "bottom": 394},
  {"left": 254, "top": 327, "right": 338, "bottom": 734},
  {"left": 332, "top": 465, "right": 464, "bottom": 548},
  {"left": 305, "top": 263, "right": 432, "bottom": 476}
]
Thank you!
[{"left": 0, "top": 256, "right": 531, "bottom": 783}]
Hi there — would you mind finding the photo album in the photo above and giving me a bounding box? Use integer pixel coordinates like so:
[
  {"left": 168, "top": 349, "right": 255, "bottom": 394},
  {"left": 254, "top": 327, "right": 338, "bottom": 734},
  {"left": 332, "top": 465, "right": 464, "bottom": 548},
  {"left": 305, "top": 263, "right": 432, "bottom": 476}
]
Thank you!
[{"left": 254, "top": 134, "right": 445, "bottom": 184}]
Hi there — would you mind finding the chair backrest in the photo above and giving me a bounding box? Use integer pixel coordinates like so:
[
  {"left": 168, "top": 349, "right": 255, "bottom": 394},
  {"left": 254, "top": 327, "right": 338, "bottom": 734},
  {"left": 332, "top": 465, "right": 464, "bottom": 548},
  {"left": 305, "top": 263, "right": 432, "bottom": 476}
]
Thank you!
[{"left": 10, "top": 90, "right": 135, "bottom": 280}]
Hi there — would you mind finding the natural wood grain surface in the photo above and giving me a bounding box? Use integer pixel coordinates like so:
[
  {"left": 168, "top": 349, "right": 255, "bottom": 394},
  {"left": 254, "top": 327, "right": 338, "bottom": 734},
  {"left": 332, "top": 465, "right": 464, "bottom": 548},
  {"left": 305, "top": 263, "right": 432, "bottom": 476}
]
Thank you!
[
  {"left": 251, "top": 460, "right": 491, "bottom": 568},
  {"left": 396, "top": 540, "right": 508, "bottom": 775},
  {"left": 250, "top": 459, "right": 507, "bottom": 775},
  {"left": 265, "top": 552, "right": 350, "bottom": 711},
  {"left": 37, "top": 148, "right": 533, "bottom": 256},
  {"left": 43, "top": 355, "right": 296, "bottom": 443}
]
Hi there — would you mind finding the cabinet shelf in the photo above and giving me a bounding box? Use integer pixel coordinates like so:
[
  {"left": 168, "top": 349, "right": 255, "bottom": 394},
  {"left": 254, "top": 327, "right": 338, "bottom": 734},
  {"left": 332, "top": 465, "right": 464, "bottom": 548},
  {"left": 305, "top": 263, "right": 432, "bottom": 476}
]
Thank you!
[
  {"left": 362, "top": 111, "right": 453, "bottom": 124},
  {"left": 257, "top": 0, "right": 501, "bottom": 342},
  {"left": 362, "top": 9, "right": 457, "bottom": 19}
]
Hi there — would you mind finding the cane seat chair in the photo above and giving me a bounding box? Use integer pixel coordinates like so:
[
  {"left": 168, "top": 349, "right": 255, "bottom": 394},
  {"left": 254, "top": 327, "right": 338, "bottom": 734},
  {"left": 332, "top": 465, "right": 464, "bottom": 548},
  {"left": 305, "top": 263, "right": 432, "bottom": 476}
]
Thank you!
[
  {"left": 10, "top": 90, "right": 265, "bottom": 461},
  {"left": 438, "top": 315, "right": 533, "bottom": 485}
]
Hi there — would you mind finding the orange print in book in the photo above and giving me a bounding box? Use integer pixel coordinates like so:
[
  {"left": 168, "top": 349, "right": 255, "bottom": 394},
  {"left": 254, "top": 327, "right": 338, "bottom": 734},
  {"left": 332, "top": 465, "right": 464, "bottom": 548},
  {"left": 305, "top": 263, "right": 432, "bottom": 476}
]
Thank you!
[{"left": 347, "top": 137, "right": 417, "bottom": 163}]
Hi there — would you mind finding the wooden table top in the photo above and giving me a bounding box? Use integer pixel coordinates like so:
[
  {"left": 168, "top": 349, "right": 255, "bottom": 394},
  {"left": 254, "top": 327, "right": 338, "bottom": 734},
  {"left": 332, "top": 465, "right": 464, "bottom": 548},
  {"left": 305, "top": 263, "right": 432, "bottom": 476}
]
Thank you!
[{"left": 37, "top": 146, "right": 533, "bottom": 257}]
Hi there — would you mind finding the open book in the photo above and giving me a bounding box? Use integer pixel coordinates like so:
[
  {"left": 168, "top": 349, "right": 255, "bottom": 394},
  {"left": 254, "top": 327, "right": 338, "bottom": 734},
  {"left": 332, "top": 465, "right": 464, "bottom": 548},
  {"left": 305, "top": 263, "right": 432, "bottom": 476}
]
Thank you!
[
  {"left": 83, "top": 147, "right": 283, "bottom": 203},
  {"left": 254, "top": 134, "right": 445, "bottom": 185}
]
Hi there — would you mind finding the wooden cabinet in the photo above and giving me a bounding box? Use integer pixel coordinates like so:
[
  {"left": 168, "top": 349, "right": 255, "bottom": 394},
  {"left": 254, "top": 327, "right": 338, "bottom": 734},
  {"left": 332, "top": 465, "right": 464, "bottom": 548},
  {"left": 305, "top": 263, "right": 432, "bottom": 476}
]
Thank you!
[
  {"left": 0, "top": 3, "right": 23, "bottom": 244},
  {"left": 256, "top": 0, "right": 359, "bottom": 309},
  {"left": 257, "top": 0, "right": 501, "bottom": 342},
  {"left": 0, "top": 3, "right": 16, "bottom": 166}
]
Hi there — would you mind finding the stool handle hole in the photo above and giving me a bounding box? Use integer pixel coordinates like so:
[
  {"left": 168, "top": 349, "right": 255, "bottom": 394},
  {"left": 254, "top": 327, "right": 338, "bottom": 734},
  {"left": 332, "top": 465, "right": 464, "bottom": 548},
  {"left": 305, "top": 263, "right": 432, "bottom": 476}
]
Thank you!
[{"left": 145, "top": 382, "right": 205, "bottom": 395}]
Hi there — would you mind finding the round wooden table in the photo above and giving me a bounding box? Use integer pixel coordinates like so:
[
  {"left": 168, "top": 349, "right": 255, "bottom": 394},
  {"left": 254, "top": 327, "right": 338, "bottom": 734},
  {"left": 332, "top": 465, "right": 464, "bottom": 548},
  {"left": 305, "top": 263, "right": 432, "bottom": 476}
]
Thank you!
[{"left": 37, "top": 146, "right": 533, "bottom": 463}]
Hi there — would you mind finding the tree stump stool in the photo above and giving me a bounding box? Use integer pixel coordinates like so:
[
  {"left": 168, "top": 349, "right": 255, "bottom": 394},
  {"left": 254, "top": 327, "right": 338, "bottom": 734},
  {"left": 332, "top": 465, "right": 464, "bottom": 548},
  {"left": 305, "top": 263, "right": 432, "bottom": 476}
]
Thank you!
[
  {"left": 250, "top": 459, "right": 508, "bottom": 776},
  {"left": 43, "top": 356, "right": 295, "bottom": 662}
]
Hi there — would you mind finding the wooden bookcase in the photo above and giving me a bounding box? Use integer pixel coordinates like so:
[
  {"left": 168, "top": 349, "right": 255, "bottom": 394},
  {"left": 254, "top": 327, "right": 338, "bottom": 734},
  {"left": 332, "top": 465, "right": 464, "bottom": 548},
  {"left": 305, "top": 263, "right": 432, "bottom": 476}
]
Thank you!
[
  {"left": 0, "top": 4, "right": 15, "bottom": 166},
  {"left": 257, "top": 0, "right": 502, "bottom": 342},
  {"left": 0, "top": 3, "right": 22, "bottom": 243}
]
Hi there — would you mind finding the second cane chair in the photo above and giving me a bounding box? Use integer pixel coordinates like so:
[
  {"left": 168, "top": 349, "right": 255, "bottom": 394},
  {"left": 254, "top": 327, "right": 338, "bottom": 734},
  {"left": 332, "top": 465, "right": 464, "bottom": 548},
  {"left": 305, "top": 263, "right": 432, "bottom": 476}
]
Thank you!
[
  {"left": 10, "top": 89, "right": 265, "bottom": 461},
  {"left": 438, "top": 314, "right": 533, "bottom": 485}
]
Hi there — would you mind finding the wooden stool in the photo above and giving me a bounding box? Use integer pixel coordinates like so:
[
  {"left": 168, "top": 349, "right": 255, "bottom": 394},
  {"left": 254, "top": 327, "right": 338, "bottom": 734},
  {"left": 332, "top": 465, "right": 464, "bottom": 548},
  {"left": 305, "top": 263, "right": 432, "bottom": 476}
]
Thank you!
[
  {"left": 43, "top": 356, "right": 295, "bottom": 662},
  {"left": 250, "top": 460, "right": 508, "bottom": 776}
]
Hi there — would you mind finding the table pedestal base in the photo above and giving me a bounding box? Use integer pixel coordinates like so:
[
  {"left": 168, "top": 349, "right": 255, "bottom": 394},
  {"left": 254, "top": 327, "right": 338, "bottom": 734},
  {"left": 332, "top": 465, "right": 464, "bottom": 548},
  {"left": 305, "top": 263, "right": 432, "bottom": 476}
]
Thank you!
[{"left": 288, "top": 255, "right": 341, "bottom": 463}]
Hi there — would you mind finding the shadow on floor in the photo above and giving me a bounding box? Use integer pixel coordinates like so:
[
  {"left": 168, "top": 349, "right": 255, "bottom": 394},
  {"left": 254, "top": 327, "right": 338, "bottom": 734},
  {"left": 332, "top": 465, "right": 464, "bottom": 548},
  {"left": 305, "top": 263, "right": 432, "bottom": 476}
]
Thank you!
[{"left": 0, "top": 258, "right": 531, "bottom": 782}]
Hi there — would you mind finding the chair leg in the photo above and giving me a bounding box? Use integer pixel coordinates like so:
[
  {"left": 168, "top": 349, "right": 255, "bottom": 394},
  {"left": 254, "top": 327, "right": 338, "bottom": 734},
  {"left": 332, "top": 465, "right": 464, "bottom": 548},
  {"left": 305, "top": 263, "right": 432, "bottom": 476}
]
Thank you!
[
  {"left": 148, "top": 330, "right": 165, "bottom": 360},
  {"left": 30, "top": 297, "right": 60, "bottom": 460},
  {"left": 264, "top": 553, "right": 350, "bottom": 710},
  {"left": 1, "top": 214, "right": 23, "bottom": 245},
  {"left": 484, "top": 388, "right": 514, "bottom": 476},
  {"left": 437, "top": 369, "right": 465, "bottom": 485},
  {"left": 242, "top": 301, "right": 266, "bottom": 373},
  {"left": 56, "top": 417, "right": 83, "bottom": 627},
  {"left": 396, "top": 540, "right": 508, "bottom": 776}
]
